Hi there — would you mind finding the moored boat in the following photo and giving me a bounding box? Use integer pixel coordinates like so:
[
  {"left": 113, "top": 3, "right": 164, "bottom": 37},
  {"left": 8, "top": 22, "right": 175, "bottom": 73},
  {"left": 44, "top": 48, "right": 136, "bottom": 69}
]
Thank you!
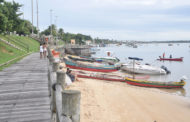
[
  {"left": 68, "top": 55, "right": 95, "bottom": 62},
  {"left": 121, "top": 57, "right": 169, "bottom": 75},
  {"left": 72, "top": 70, "right": 150, "bottom": 82},
  {"left": 64, "top": 58, "right": 119, "bottom": 72},
  {"left": 125, "top": 77, "right": 186, "bottom": 88},
  {"left": 94, "top": 57, "right": 120, "bottom": 65},
  {"left": 121, "top": 63, "right": 167, "bottom": 75},
  {"left": 157, "top": 57, "right": 183, "bottom": 61}
]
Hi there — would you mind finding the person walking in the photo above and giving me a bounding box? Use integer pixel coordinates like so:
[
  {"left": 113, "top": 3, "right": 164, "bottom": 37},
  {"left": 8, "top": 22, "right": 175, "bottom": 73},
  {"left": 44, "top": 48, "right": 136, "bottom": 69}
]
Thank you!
[
  {"left": 43, "top": 43, "right": 47, "bottom": 58},
  {"left": 40, "top": 44, "right": 43, "bottom": 59}
]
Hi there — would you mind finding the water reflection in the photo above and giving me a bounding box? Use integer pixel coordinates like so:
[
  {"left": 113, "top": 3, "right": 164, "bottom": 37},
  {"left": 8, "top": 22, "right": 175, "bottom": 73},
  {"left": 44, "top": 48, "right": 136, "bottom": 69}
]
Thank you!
[{"left": 159, "top": 88, "right": 186, "bottom": 96}]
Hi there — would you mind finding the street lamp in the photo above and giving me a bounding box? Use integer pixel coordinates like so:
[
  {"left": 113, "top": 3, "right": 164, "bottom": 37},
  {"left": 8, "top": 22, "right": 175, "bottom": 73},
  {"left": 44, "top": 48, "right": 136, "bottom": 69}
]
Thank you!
[
  {"left": 31, "top": 0, "right": 33, "bottom": 35},
  {"left": 36, "top": 0, "right": 39, "bottom": 37},
  {"left": 50, "top": 9, "right": 53, "bottom": 36}
]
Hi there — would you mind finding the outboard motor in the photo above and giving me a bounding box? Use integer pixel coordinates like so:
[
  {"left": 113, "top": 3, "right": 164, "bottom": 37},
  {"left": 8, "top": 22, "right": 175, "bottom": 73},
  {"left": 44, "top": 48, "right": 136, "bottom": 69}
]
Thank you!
[{"left": 161, "top": 65, "right": 171, "bottom": 74}]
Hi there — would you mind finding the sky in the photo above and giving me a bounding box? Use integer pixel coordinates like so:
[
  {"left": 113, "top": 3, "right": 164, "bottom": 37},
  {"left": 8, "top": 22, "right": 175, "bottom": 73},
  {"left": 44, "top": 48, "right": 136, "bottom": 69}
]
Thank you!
[{"left": 7, "top": 0, "right": 190, "bottom": 41}]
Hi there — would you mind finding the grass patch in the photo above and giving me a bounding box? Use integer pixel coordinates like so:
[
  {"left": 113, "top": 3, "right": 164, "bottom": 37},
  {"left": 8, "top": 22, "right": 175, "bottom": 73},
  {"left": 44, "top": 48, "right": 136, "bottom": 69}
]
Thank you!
[{"left": 0, "top": 34, "right": 40, "bottom": 70}]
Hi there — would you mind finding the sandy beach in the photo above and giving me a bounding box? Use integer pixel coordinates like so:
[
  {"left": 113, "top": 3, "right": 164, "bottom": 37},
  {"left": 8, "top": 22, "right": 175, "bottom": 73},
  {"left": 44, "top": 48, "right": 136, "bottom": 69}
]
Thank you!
[{"left": 66, "top": 78, "right": 190, "bottom": 122}]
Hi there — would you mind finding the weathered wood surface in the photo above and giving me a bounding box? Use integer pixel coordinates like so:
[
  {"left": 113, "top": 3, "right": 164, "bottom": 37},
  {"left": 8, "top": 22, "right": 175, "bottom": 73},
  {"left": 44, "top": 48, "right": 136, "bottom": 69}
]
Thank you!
[{"left": 0, "top": 53, "right": 51, "bottom": 122}]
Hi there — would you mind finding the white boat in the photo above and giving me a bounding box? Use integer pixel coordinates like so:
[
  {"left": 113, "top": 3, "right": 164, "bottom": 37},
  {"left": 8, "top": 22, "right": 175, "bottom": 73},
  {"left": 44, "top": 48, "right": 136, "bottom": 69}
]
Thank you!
[{"left": 121, "top": 63, "right": 167, "bottom": 75}]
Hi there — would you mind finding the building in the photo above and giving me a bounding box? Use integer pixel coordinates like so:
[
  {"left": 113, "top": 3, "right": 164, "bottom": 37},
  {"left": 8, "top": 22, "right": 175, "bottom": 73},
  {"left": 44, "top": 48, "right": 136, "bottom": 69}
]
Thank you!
[
  {"left": 71, "top": 39, "right": 75, "bottom": 45},
  {"left": 86, "top": 40, "right": 92, "bottom": 45}
]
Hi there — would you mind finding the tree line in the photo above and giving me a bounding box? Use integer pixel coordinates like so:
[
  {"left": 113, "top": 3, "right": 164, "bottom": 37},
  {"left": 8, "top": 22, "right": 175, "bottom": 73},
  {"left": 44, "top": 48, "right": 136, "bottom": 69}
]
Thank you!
[
  {"left": 41, "top": 24, "right": 93, "bottom": 44},
  {"left": 0, "top": 0, "right": 37, "bottom": 35},
  {"left": 0, "top": 0, "right": 110, "bottom": 44}
]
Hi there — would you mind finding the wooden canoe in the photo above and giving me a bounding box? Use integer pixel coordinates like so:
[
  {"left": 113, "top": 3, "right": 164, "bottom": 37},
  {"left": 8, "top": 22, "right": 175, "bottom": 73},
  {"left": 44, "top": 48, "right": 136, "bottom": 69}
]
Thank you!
[
  {"left": 72, "top": 70, "right": 150, "bottom": 82},
  {"left": 64, "top": 58, "right": 118, "bottom": 72},
  {"left": 125, "top": 77, "right": 185, "bottom": 88}
]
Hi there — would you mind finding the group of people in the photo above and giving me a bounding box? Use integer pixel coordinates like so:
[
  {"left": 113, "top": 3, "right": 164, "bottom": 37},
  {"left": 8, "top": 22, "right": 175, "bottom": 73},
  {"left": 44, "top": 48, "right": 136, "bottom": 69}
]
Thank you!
[{"left": 40, "top": 43, "right": 47, "bottom": 59}]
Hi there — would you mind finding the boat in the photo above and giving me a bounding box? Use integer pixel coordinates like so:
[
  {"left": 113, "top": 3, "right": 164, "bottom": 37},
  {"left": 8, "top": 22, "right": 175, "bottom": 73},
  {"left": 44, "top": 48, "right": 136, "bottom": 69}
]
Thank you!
[
  {"left": 69, "top": 55, "right": 120, "bottom": 66},
  {"left": 68, "top": 55, "right": 95, "bottom": 62},
  {"left": 121, "top": 57, "right": 168, "bottom": 75},
  {"left": 72, "top": 70, "right": 150, "bottom": 82},
  {"left": 125, "top": 77, "right": 186, "bottom": 88},
  {"left": 64, "top": 58, "right": 119, "bottom": 72},
  {"left": 168, "top": 43, "right": 173, "bottom": 46},
  {"left": 133, "top": 45, "right": 138, "bottom": 48},
  {"left": 95, "top": 57, "right": 120, "bottom": 64},
  {"left": 121, "top": 63, "right": 167, "bottom": 75},
  {"left": 157, "top": 56, "right": 183, "bottom": 62}
]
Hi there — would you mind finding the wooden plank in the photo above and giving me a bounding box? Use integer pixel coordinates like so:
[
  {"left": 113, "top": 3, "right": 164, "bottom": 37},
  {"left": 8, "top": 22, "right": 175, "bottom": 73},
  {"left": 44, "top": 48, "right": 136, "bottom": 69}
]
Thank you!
[{"left": 0, "top": 53, "right": 51, "bottom": 121}]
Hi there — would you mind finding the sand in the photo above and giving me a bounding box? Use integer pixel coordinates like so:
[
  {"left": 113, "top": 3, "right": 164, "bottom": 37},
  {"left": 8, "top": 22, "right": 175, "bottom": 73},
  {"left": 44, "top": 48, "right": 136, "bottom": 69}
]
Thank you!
[{"left": 66, "top": 78, "right": 190, "bottom": 122}]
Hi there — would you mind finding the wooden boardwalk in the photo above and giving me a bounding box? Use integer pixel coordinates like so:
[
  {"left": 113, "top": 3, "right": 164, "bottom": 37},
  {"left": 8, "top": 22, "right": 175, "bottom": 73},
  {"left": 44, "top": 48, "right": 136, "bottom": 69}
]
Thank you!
[{"left": 0, "top": 53, "right": 51, "bottom": 122}]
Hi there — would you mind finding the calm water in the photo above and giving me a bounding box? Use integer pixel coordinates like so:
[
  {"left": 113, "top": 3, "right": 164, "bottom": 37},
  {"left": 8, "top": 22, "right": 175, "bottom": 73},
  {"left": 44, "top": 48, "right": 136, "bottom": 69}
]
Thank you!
[{"left": 93, "top": 43, "right": 190, "bottom": 97}]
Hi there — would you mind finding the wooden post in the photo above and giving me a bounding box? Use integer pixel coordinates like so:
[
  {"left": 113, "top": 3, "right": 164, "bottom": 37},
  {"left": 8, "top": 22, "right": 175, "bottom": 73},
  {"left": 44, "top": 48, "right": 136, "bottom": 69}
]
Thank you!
[
  {"left": 48, "top": 65, "right": 52, "bottom": 96},
  {"left": 57, "top": 71, "right": 66, "bottom": 90},
  {"left": 51, "top": 62, "right": 59, "bottom": 115},
  {"left": 53, "top": 62, "right": 59, "bottom": 72},
  {"left": 47, "top": 47, "right": 54, "bottom": 65},
  {"left": 62, "top": 90, "right": 81, "bottom": 122}
]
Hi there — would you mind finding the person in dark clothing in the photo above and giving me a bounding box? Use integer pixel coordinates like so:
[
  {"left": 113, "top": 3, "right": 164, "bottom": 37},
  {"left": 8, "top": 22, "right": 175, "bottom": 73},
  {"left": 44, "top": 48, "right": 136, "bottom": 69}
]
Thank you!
[
  {"left": 66, "top": 68, "right": 75, "bottom": 82},
  {"left": 170, "top": 55, "right": 172, "bottom": 58}
]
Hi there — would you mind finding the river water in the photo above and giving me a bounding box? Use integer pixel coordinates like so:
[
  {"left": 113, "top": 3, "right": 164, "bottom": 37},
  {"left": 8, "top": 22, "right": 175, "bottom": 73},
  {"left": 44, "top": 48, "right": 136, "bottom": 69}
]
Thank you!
[{"left": 92, "top": 43, "right": 190, "bottom": 97}]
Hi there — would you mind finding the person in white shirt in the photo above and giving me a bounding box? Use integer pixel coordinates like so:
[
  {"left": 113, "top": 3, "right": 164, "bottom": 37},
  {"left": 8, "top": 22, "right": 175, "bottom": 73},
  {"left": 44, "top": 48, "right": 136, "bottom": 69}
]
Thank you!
[{"left": 40, "top": 44, "right": 43, "bottom": 59}]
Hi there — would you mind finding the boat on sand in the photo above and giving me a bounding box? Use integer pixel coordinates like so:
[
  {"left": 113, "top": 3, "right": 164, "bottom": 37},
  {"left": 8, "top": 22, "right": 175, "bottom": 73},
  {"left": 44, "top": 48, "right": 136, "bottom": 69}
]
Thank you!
[
  {"left": 64, "top": 58, "right": 119, "bottom": 72},
  {"left": 121, "top": 57, "right": 168, "bottom": 75},
  {"left": 72, "top": 70, "right": 150, "bottom": 82},
  {"left": 125, "top": 77, "right": 186, "bottom": 88}
]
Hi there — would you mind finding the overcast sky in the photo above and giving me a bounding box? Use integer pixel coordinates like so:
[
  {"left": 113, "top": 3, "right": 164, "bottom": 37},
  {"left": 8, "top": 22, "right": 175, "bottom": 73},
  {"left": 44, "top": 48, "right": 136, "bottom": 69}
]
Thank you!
[{"left": 7, "top": 0, "right": 190, "bottom": 41}]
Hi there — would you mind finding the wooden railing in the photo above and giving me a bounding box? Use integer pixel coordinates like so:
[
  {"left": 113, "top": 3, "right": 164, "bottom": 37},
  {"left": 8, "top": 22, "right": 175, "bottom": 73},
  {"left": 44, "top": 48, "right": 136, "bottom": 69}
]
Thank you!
[{"left": 47, "top": 47, "right": 81, "bottom": 122}]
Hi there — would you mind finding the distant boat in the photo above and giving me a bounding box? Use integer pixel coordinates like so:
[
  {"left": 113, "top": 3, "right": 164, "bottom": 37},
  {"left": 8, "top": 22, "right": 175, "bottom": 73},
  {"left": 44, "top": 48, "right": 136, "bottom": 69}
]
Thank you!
[
  {"left": 125, "top": 77, "right": 186, "bottom": 88},
  {"left": 157, "top": 56, "right": 183, "bottom": 62},
  {"left": 133, "top": 45, "right": 138, "bottom": 48},
  {"left": 168, "top": 43, "right": 173, "bottom": 46}
]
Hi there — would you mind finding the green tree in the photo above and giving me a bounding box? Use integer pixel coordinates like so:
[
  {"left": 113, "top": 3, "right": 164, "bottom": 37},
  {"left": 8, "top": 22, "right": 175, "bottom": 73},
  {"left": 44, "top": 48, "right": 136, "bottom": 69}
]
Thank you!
[
  {"left": 0, "top": 0, "right": 36, "bottom": 35},
  {"left": 41, "top": 24, "right": 57, "bottom": 36},
  {"left": 0, "top": 13, "right": 8, "bottom": 33}
]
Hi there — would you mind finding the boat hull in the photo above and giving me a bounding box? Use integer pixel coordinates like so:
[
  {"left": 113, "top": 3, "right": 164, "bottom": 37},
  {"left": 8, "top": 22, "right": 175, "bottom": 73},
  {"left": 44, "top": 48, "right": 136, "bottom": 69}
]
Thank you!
[
  {"left": 64, "top": 58, "right": 118, "bottom": 72},
  {"left": 66, "top": 64, "right": 118, "bottom": 72},
  {"left": 77, "top": 74, "right": 125, "bottom": 82},
  {"left": 125, "top": 78, "right": 185, "bottom": 88},
  {"left": 121, "top": 66, "right": 166, "bottom": 75},
  {"left": 158, "top": 57, "right": 183, "bottom": 61}
]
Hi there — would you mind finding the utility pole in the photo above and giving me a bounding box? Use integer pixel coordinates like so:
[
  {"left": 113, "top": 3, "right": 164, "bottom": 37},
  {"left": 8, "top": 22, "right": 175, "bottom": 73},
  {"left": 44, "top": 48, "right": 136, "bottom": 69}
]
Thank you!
[
  {"left": 55, "top": 16, "right": 58, "bottom": 43},
  {"left": 36, "top": 0, "right": 39, "bottom": 37},
  {"left": 31, "top": 0, "right": 34, "bottom": 35},
  {"left": 50, "top": 9, "right": 53, "bottom": 36},
  {"left": 55, "top": 16, "right": 58, "bottom": 36}
]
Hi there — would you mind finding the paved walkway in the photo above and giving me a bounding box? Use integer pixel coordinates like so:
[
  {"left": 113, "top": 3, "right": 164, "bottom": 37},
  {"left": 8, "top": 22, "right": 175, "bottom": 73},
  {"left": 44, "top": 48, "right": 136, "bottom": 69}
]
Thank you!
[{"left": 0, "top": 53, "right": 51, "bottom": 122}]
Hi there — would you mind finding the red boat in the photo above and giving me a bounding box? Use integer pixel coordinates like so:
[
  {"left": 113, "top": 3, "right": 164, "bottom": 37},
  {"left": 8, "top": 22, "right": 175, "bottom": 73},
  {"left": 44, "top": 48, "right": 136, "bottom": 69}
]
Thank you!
[{"left": 157, "top": 56, "right": 183, "bottom": 61}]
